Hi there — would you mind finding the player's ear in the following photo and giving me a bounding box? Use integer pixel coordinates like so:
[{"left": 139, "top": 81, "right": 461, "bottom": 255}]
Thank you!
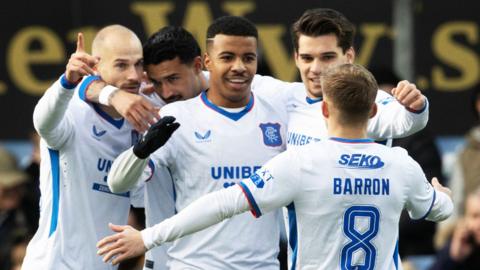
[
  {"left": 193, "top": 56, "right": 203, "bottom": 74},
  {"left": 346, "top": 47, "right": 355, "bottom": 64},
  {"left": 369, "top": 103, "right": 377, "bottom": 119},
  {"left": 321, "top": 101, "right": 329, "bottom": 118},
  {"left": 204, "top": 52, "right": 212, "bottom": 71}
]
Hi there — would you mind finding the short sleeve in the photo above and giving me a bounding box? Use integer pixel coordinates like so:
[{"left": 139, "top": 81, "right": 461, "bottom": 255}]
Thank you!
[
  {"left": 238, "top": 150, "right": 301, "bottom": 217},
  {"left": 403, "top": 153, "right": 436, "bottom": 220}
]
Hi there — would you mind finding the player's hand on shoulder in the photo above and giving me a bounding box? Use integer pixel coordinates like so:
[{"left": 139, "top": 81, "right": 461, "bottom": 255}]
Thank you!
[
  {"left": 97, "top": 223, "right": 147, "bottom": 265},
  {"left": 133, "top": 116, "right": 180, "bottom": 159},
  {"left": 391, "top": 80, "right": 426, "bottom": 112},
  {"left": 431, "top": 177, "right": 452, "bottom": 199},
  {"left": 65, "top": 33, "right": 98, "bottom": 84},
  {"left": 110, "top": 90, "right": 159, "bottom": 133}
]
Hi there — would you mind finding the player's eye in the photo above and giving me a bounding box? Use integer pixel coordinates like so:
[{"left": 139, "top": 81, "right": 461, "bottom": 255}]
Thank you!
[
  {"left": 115, "top": 63, "right": 128, "bottom": 70},
  {"left": 243, "top": 55, "right": 256, "bottom": 63},
  {"left": 135, "top": 59, "right": 144, "bottom": 67},
  {"left": 220, "top": 55, "right": 233, "bottom": 61},
  {"left": 322, "top": 55, "right": 336, "bottom": 61},
  {"left": 301, "top": 56, "right": 313, "bottom": 62},
  {"left": 150, "top": 79, "right": 161, "bottom": 87},
  {"left": 167, "top": 76, "right": 179, "bottom": 83}
]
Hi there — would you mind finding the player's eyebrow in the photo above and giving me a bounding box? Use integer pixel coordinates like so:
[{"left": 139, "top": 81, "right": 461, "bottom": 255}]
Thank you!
[{"left": 113, "top": 58, "right": 130, "bottom": 63}]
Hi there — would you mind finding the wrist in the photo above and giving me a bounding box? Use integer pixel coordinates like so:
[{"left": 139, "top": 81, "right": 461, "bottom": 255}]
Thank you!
[
  {"left": 60, "top": 74, "right": 81, "bottom": 90},
  {"left": 99, "top": 85, "right": 119, "bottom": 106}
]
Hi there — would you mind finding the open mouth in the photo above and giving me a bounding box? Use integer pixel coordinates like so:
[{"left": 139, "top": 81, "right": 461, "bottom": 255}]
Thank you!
[{"left": 226, "top": 77, "right": 250, "bottom": 89}]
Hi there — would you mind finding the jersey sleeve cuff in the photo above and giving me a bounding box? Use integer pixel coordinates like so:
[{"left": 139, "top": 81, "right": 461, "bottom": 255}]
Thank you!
[
  {"left": 412, "top": 189, "right": 436, "bottom": 220},
  {"left": 141, "top": 227, "right": 156, "bottom": 250},
  {"left": 238, "top": 182, "right": 262, "bottom": 218},
  {"left": 78, "top": 75, "right": 101, "bottom": 101},
  {"left": 60, "top": 74, "right": 80, "bottom": 90}
]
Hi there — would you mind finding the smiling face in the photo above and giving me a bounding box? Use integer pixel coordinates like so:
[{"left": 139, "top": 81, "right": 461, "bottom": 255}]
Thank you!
[
  {"left": 204, "top": 34, "right": 257, "bottom": 108},
  {"left": 295, "top": 34, "right": 354, "bottom": 98}
]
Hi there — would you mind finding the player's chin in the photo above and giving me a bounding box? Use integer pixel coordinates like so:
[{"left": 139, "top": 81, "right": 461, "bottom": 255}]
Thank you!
[{"left": 308, "top": 85, "right": 323, "bottom": 98}]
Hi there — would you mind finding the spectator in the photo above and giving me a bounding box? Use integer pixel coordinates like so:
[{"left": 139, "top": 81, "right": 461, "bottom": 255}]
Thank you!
[
  {"left": 429, "top": 188, "right": 480, "bottom": 269},
  {"left": 0, "top": 147, "right": 30, "bottom": 269},
  {"left": 449, "top": 87, "right": 480, "bottom": 221}
]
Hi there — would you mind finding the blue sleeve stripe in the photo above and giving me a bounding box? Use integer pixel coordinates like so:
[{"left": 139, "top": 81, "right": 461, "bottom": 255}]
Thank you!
[
  {"left": 238, "top": 182, "right": 262, "bottom": 218},
  {"left": 60, "top": 74, "right": 79, "bottom": 90},
  {"left": 414, "top": 189, "right": 436, "bottom": 221},
  {"left": 406, "top": 98, "right": 428, "bottom": 114},
  {"left": 393, "top": 239, "right": 399, "bottom": 269},
  {"left": 48, "top": 148, "right": 60, "bottom": 237},
  {"left": 78, "top": 75, "right": 101, "bottom": 101}
]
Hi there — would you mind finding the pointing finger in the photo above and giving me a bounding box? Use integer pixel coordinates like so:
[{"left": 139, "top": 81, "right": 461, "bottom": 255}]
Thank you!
[{"left": 76, "top": 33, "right": 85, "bottom": 53}]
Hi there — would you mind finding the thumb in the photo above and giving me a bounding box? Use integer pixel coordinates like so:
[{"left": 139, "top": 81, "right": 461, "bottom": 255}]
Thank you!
[
  {"left": 431, "top": 177, "right": 440, "bottom": 187},
  {"left": 390, "top": 87, "right": 397, "bottom": 97}
]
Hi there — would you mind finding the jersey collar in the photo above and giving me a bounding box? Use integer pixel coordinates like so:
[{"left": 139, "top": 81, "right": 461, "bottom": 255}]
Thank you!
[
  {"left": 92, "top": 103, "right": 124, "bottom": 129},
  {"left": 329, "top": 137, "right": 375, "bottom": 143},
  {"left": 306, "top": 96, "right": 323, "bottom": 104},
  {"left": 200, "top": 90, "right": 254, "bottom": 121}
]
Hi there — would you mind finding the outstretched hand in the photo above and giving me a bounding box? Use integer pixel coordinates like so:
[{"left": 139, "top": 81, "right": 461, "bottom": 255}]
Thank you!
[
  {"left": 133, "top": 116, "right": 180, "bottom": 159},
  {"left": 431, "top": 177, "right": 452, "bottom": 199},
  {"left": 96, "top": 223, "right": 146, "bottom": 265},
  {"left": 65, "top": 33, "right": 98, "bottom": 83}
]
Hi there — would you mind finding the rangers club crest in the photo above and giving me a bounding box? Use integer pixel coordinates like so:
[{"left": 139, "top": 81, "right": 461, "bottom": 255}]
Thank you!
[{"left": 259, "top": 123, "right": 282, "bottom": 147}]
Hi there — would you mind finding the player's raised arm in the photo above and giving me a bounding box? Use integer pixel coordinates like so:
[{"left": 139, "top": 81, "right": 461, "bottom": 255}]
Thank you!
[
  {"left": 107, "top": 116, "right": 179, "bottom": 193},
  {"left": 367, "top": 80, "right": 429, "bottom": 140},
  {"left": 33, "top": 33, "right": 98, "bottom": 149}
]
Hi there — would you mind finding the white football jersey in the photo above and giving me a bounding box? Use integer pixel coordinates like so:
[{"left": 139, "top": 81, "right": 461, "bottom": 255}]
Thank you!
[
  {"left": 23, "top": 76, "right": 142, "bottom": 270},
  {"left": 239, "top": 138, "right": 452, "bottom": 270},
  {"left": 146, "top": 90, "right": 288, "bottom": 269},
  {"left": 286, "top": 89, "right": 429, "bottom": 149}
]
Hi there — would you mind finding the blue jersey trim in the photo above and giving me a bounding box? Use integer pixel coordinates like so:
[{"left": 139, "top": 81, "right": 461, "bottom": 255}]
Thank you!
[
  {"left": 393, "top": 239, "right": 399, "bottom": 269},
  {"left": 78, "top": 75, "right": 101, "bottom": 101},
  {"left": 200, "top": 91, "right": 254, "bottom": 121},
  {"left": 407, "top": 98, "right": 428, "bottom": 114},
  {"left": 92, "top": 103, "right": 124, "bottom": 129},
  {"left": 287, "top": 203, "right": 298, "bottom": 270},
  {"left": 375, "top": 139, "right": 388, "bottom": 145},
  {"left": 305, "top": 96, "right": 322, "bottom": 104},
  {"left": 48, "top": 149, "right": 60, "bottom": 237},
  {"left": 60, "top": 74, "right": 79, "bottom": 90},
  {"left": 238, "top": 182, "right": 262, "bottom": 217},
  {"left": 146, "top": 159, "right": 155, "bottom": 182},
  {"left": 414, "top": 189, "right": 437, "bottom": 220},
  {"left": 330, "top": 137, "right": 375, "bottom": 143},
  {"left": 166, "top": 166, "right": 178, "bottom": 214}
]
